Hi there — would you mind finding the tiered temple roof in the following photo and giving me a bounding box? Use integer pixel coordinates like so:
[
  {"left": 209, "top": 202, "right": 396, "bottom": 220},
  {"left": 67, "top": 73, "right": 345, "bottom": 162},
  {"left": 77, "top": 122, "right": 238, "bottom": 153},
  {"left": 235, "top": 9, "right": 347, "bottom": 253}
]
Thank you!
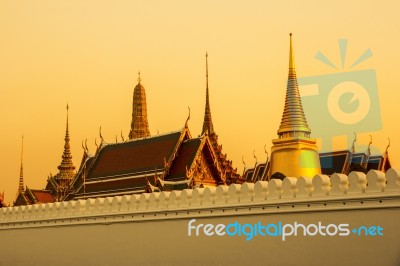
[
  {"left": 320, "top": 145, "right": 391, "bottom": 175},
  {"left": 67, "top": 126, "right": 225, "bottom": 200}
]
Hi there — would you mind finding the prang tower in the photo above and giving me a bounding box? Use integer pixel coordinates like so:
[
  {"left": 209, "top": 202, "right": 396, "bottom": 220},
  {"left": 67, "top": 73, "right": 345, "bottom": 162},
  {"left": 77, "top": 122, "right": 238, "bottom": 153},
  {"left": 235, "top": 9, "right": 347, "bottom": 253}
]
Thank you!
[
  {"left": 129, "top": 72, "right": 150, "bottom": 140},
  {"left": 269, "top": 34, "right": 321, "bottom": 178}
]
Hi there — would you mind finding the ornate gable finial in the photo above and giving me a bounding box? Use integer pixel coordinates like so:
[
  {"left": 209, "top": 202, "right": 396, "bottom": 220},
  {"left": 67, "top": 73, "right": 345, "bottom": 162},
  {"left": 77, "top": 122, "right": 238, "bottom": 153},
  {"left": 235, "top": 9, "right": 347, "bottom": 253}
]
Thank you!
[
  {"left": 120, "top": 131, "right": 125, "bottom": 142},
  {"left": 351, "top": 132, "right": 357, "bottom": 154},
  {"left": 264, "top": 144, "right": 269, "bottom": 162},
  {"left": 19, "top": 134, "right": 24, "bottom": 192},
  {"left": 99, "top": 126, "right": 104, "bottom": 143},
  {"left": 81, "top": 140, "right": 86, "bottom": 155},
  {"left": 385, "top": 137, "right": 391, "bottom": 156},
  {"left": 84, "top": 139, "right": 89, "bottom": 154},
  {"left": 185, "top": 106, "right": 191, "bottom": 128},
  {"left": 367, "top": 135, "right": 372, "bottom": 156}
]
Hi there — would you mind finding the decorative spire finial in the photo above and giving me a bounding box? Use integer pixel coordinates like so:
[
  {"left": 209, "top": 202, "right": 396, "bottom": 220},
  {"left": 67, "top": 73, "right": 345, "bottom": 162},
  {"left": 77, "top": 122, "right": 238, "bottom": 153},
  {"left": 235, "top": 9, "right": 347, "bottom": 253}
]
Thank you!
[
  {"left": 289, "top": 33, "right": 295, "bottom": 75},
  {"left": 202, "top": 52, "right": 215, "bottom": 136},
  {"left": 19, "top": 134, "right": 24, "bottom": 192},
  {"left": 66, "top": 103, "right": 69, "bottom": 137},
  {"left": 137, "top": 71, "right": 141, "bottom": 84},
  {"left": 56, "top": 104, "right": 76, "bottom": 198},
  {"left": 206, "top": 52, "right": 209, "bottom": 89},
  {"left": 277, "top": 33, "right": 311, "bottom": 137}
]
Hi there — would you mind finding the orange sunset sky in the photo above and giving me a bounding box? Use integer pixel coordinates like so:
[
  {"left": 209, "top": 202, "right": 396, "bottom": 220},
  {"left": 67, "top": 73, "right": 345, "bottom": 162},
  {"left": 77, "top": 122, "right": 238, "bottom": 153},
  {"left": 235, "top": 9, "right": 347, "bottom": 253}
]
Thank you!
[{"left": 1, "top": 1, "right": 399, "bottom": 203}]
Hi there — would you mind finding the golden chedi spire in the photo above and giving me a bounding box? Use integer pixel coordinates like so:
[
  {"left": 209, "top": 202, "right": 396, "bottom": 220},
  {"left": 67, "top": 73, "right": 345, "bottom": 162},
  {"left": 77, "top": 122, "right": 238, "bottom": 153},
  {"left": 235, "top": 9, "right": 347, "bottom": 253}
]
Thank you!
[
  {"left": 202, "top": 52, "right": 215, "bottom": 135},
  {"left": 269, "top": 34, "right": 321, "bottom": 179},
  {"left": 278, "top": 33, "right": 311, "bottom": 138},
  {"left": 129, "top": 71, "right": 151, "bottom": 140},
  {"left": 19, "top": 134, "right": 24, "bottom": 192},
  {"left": 57, "top": 104, "right": 76, "bottom": 189}
]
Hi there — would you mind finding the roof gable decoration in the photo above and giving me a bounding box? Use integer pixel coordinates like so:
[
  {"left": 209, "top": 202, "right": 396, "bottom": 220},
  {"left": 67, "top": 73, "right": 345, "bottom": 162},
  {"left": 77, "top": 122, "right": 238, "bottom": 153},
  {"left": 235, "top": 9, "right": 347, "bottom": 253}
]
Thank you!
[
  {"left": 202, "top": 137, "right": 224, "bottom": 181},
  {"left": 45, "top": 174, "right": 58, "bottom": 194},
  {"left": 186, "top": 136, "right": 225, "bottom": 186}
]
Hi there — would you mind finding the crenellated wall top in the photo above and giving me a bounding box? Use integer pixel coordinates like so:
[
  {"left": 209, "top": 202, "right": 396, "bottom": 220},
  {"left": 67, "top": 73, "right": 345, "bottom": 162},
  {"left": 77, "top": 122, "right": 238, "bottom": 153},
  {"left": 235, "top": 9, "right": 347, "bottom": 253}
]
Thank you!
[{"left": 1, "top": 169, "right": 400, "bottom": 227}]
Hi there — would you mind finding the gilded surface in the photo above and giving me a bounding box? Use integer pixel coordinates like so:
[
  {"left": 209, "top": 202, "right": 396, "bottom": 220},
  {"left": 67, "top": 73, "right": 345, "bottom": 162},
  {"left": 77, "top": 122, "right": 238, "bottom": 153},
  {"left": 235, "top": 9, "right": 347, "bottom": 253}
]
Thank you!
[
  {"left": 270, "top": 34, "right": 321, "bottom": 178},
  {"left": 193, "top": 153, "right": 217, "bottom": 186},
  {"left": 129, "top": 74, "right": 151, "bottom": 140}
]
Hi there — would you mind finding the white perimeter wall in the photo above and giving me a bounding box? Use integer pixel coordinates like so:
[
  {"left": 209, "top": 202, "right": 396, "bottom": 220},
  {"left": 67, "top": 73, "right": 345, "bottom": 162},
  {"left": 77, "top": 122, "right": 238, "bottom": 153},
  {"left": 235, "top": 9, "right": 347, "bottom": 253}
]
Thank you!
[{"left": 1, "top": 169, "right": 400, "bottom": 266}]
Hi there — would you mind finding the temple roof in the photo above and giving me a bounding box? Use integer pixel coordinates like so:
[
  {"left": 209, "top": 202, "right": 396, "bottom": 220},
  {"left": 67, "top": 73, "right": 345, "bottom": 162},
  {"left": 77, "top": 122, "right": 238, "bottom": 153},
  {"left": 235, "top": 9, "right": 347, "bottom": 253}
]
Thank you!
[
  {"left": 167, "top": 138, "right": 202, "bottom": 180},
  {"left": 70, "top": 129, "right": 191, "bottom": 199},
  {"left": 88, "top": 131, "right": 184, "bottom": 180},
  {"left": 14, "top": 188, "right": 55, "bottom": 206},
  {"left": 319, "top": 150, "right": 350, "bottom": 175},
  {"left": 29, "top": 190, "right": 56, "bottom": 203}
]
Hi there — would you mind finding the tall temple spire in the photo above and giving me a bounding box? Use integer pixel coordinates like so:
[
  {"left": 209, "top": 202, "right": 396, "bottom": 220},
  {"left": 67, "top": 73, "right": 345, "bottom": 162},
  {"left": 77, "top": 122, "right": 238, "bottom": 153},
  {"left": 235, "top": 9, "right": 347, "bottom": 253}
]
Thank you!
[
  {"left": 277, "top": 33, "right": 311, "bottom": 138},
  {"left": 18, "top": 134, "right": 24, "bottom": 192},
  {"left": 129, "top": 71, "right": 150, "bottom": 140},
  {"left": 56, "top": 104, "right": 76, "bottom": 191},
  {"left": 202, "top": 52, "right": 215, "bottom": 135},
  {"left": 269, "top": 34, "right": 321, "bottom": 178}
]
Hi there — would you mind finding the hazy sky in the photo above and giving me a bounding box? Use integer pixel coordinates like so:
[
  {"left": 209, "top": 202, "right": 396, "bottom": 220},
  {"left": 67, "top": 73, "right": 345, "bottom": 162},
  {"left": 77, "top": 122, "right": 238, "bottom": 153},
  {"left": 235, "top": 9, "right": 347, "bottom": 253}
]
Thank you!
[{"left": 1, "top": 1, "right": 399, "bottom": 203}]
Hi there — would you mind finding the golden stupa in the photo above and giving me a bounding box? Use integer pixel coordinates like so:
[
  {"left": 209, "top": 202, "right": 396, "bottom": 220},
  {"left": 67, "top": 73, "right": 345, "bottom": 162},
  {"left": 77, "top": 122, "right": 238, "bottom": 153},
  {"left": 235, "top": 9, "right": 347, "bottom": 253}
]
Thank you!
[{"left": 269, "top": 34, "right": 321, "bottom": 178}]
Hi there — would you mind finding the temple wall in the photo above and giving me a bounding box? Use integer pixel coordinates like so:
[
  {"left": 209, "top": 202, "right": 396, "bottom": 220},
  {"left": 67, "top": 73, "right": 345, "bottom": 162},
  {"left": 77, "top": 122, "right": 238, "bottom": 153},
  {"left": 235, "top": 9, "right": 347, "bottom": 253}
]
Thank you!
[{"left": 1, "top": 169, "right": 400, "bottom": 266}]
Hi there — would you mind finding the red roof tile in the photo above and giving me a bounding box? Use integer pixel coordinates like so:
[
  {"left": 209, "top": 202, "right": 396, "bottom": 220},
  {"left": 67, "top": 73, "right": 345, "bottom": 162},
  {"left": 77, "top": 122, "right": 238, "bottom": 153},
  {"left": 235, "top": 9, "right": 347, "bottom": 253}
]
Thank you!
[
  {"left": 167, "top": 138, "right": 202, "bottom": 180},
  {"left": 31, "top": 190, "right": 56, "bottom": 203},
  {"left": 88, "top": 131, "right": 183, "bottom": 179}
]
